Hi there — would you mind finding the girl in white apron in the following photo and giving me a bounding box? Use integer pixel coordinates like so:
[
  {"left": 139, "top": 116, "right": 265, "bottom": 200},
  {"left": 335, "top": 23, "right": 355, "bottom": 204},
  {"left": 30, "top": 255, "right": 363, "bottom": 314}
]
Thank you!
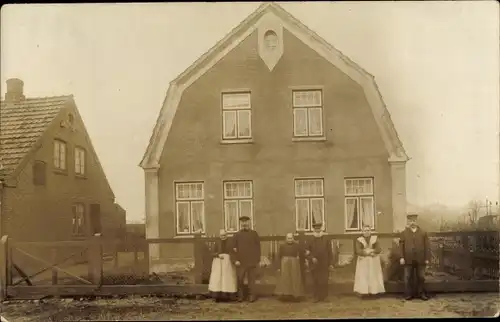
[
  {"left": 208, "top": 229, "right": 237, "bottom": 302},
  {"left": 353, "top": 224, "right": 385, "bottom": 298}
]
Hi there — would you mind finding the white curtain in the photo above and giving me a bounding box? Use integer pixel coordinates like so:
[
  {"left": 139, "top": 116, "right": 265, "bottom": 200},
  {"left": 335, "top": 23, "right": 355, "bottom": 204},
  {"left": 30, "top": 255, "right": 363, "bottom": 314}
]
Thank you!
[
  {"left": 223, "top": 111, "right": 237, "bottom": 138},
  {"left": 293, "top": 108, "right": 308, "bottom": 136},
  {"left": 296, "top": 199, "right": 309, "bottom": 230},
  {"left": 308, "top": 107, "right": 323, "bottom": 135},
  {"left": 237, "top": 110, "right": 251, "bottom": 137},
  {"left": 360, "top": 198, "right": 374, "bottom": 228},
  {"left": 177, "top": 202, "right": 190, "bottom": 233},
  {"left": 346, "top": 198, "right": 358, "bottom": 229},
  {"left": 225, "top": 201, "right": 238, "bottom": 232},
  {"left": 191, "top": 201, "right": 204, "bottom": 233},
  {"left": 311, "top": 198, "right": 324, "bottom": 228}
]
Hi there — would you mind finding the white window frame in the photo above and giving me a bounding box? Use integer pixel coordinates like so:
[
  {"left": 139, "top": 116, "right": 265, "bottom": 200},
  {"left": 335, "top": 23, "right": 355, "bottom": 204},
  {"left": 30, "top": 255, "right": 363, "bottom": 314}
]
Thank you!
[
  {"left": 223, "top": 181, "right": 254, "bottom": 233},
  {"left": 75, "top": 146, "right": 86, "bottom": 176},
  {"left": 175, "top": 182, "right": 206, "bottom": 235},
  {"left": 222, "top": 92, "right": 252, "bottom": 140},
  {"left": 292, "top": 90, "right": 324, "bottom": 137},
  {"left": 344, "top": 178, "right": 375, "bottom": 231},
  {"left": 53, "top": 139, "right": 67, "bottom": 170},
  {"left": 294, "top": 178, "right": 325, "bottom": 232},
  {"left": 72, "top": 203, "right": 85, "bottom": 236}
]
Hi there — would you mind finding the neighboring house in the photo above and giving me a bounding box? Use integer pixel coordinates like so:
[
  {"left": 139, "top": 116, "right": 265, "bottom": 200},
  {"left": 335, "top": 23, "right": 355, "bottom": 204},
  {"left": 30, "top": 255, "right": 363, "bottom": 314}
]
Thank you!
[
  {"left": 126, "top": 223, "right": 146, "bottom": 239},
  {"left": 140, "top": 3, "right": 409, "bottom": 266},
  {"left": 0, "top": 78, "right": 126, "bottom": 243}
]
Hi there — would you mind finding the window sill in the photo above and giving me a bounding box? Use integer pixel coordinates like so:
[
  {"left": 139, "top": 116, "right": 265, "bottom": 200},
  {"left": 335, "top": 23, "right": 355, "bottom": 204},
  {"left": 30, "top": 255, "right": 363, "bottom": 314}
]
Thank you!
[
  {"left": 220, "top": 138, "right": 254, "bottom": 145},
  {"left": 292, "top": 136, "right": 326, "bottom": 142},
  {"left": 53, "top": 169, "right": 68, "bottom": 176},
  {"left": 75, "top": 174, "right": 87, "bottom": 180},
  {"left": 294, "top": 231, "right": 326, "bottom": 236},
  {"left": 174, "top": 234, "right": 207, "bottom": 239}
]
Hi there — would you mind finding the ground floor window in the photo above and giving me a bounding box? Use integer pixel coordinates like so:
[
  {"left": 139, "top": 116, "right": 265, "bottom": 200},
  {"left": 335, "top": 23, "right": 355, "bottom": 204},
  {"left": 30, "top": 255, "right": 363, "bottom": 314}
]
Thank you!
[
  {"left": 344, "top": 178, "right": 375, "bottom": 231},
  {"left": 295, "top": 178, "right": 325, "bottom": 232},
  {"left": 175, "top": 182, "right": 205, "bottom": 235},
  {"left": 224, "top": 181, "right": 253, "bottom": 233}
]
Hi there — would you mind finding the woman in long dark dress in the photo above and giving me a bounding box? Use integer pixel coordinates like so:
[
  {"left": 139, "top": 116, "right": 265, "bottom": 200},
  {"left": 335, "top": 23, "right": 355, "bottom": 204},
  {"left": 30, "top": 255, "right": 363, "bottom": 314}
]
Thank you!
[
  {"left": 274, "top": 233, "right": 305, "bottom": 302},
  {"left": 208, "top": 229, "right": 237, "bottom": 302}
]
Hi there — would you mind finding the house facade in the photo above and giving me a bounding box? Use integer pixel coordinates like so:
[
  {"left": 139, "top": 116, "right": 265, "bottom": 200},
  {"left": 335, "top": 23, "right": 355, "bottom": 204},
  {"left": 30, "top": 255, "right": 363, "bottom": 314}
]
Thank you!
[
  {"left": 140, "top": 3, "right": 409, "bottom": 265},
  {"left": 0, "top": 79, "right": 126, "bottom": 243}
]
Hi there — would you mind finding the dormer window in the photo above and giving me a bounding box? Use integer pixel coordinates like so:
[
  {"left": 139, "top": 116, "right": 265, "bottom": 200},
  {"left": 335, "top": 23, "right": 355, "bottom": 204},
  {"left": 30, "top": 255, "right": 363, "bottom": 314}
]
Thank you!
[{"left": 264, "top": 30, "right": 278, "bottom": 51}]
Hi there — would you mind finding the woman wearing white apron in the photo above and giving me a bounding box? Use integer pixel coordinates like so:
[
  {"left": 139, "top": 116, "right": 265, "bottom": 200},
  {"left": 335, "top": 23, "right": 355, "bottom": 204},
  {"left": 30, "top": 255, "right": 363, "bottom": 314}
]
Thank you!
[
  {"left": 353, "top": 224, "right": 386, "bottom": 298},
  {"left": 208, "top": 229, "right": 238, "bottom": 302}
]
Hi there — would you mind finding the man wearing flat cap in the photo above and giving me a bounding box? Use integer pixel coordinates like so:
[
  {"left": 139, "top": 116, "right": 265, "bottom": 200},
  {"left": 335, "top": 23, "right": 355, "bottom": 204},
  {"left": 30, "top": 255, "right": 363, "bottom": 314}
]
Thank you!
[
  {"left": 399, "top": 213, "right": 431, "bottom": 301},
  {"left": 305, "top": 222, "right": 334, "bottom": 302},
  {"left": 232, "top": 215, "right": 261, "bottom": 302}
]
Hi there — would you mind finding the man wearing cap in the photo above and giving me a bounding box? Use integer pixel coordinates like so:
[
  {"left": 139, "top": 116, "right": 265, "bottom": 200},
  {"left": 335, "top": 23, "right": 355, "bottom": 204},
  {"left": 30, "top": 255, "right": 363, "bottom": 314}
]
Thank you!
[
  {"left": 305, "top": 222, "right": 334, "bottom": 302},
  {"left": 232, "top": 215, "right": 261, "bottom": 302},
  {"left": 399, "top": 213, "right": 431, "bottom": 301}
]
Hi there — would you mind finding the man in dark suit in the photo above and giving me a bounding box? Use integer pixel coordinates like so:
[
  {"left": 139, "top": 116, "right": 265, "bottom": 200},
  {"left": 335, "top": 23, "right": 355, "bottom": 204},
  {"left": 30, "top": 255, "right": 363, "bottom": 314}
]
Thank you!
[
  {"left": 232, "top": 215, "right": 261, "bottom": 302},
  {"left": 399, "top": 213, "right": 431, "bottom": 301},
  {"left": 305, "top": 222, "right": 334, "bottom": 302}
]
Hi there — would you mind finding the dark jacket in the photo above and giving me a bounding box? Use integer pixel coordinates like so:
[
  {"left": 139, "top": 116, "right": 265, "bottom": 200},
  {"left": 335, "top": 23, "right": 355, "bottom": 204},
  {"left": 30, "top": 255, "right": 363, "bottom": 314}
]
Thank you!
[
  {"left": 305, "top": 235, "right": 334, "bottom": 269},
  {"left": 232, "top": 229, "right": 261, "bottom": 267},
  {"left": 399, "top": 226, "right": 431, "bottom": 264},
  {"left": 212, "top": 238, "right": 233, "bottom": 258}
]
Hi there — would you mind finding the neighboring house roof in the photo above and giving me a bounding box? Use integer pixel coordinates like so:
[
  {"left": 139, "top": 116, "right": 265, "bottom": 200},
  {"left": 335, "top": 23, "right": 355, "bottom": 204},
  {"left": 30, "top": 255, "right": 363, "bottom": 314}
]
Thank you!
[
  {"left": 139, "top": 2, "right": 409, "bottom": 169},
  {"left": 0, "top": 93, "right": 116, "bottom": 200},
  {"left": 0, "top": 96, "right": 72, "bottom": 179}
]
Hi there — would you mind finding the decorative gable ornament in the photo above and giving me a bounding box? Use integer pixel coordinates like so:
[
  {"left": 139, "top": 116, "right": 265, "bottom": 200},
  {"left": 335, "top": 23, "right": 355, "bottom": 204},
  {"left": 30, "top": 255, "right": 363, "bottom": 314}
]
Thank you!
[{"left": 257, "top": 12, "right": 284, "bottom": 71}]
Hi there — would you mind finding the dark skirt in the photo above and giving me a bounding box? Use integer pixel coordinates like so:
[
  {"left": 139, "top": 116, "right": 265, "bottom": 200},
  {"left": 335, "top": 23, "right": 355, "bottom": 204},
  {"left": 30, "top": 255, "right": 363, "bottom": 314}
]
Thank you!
[{"left": 275, "top": 256, "right": 305, "bottom": 298}]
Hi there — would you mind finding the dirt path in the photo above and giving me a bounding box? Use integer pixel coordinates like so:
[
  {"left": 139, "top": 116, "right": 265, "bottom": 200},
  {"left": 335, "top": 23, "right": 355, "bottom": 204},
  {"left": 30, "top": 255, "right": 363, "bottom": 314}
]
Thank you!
[{"left": 1, "top": 293, "right": 498, "bottom": 321}]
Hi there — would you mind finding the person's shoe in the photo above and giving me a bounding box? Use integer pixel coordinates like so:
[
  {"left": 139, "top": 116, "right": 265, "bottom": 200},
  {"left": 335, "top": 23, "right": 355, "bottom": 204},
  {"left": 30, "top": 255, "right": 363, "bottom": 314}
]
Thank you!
[
  {"left": 404, "top": 295, "right": 413, "bottom": 301},
  {"left": 249, "top": 295, "right": 257, "bottom": 303},
  {"left": 312, "top": 297, "right": 320, "bottom": 303},
  {"left": 420, "top": 294, "right": 429, "bottom": 301}
]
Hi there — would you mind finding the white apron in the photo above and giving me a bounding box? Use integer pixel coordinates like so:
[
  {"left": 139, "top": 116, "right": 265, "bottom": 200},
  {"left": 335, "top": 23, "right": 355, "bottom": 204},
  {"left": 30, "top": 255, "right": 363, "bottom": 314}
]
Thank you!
[
  {"left": 353, "top": 235, "right": 386, "bottom": 295},
  {"left": 208, "top": 254, "right": 237, "bottom": 293}
]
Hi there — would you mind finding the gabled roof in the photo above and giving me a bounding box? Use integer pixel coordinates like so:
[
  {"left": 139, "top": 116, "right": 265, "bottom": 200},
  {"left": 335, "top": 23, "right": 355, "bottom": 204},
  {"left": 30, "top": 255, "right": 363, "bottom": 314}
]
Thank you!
[
  {"left": 140, "top": 2, "right": 409, "bottom": 169},
  {"left": 0, "top": 96, "right": 72, "bottom": 179}
]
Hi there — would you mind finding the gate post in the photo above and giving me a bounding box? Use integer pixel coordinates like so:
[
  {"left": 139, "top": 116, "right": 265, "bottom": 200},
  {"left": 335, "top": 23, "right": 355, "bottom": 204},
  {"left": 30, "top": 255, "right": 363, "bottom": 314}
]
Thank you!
[
  {"left": 0, "top": 235, "right": 9, "bottom": 301},
  {"left": 88, "top": 233, "right": 103, "bottom": 285},
  {"left": 193, "top": 232, "right": 204, "bottom": 284}
]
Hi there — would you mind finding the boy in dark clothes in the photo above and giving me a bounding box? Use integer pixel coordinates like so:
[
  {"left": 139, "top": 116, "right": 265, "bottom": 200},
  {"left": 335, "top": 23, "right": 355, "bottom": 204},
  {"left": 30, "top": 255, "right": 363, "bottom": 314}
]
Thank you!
[
  {"left": 305, "top": 222, "right": 334, "bottom": 302},
  {"left": 232, "top": 215, "right": 261, "bottom": 302}
]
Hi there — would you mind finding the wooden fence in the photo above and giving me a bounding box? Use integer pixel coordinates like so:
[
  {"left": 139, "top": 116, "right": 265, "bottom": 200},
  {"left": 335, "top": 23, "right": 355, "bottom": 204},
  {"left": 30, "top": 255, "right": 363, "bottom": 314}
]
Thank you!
[{"left": 0, "top": 230, "right": 498, "bottom": 300}]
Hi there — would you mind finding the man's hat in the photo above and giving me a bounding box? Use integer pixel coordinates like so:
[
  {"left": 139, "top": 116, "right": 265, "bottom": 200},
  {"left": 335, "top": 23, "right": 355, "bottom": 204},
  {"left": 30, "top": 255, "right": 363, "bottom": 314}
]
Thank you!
[
  {"left": 407, "top": 213, "right": 418, "bottom": 220},
  {"left": 239, "top": 215, "right": 251, "bottom": 221},
  {"left": 312, "top": 222, "right": 323, "bottom": 228}
]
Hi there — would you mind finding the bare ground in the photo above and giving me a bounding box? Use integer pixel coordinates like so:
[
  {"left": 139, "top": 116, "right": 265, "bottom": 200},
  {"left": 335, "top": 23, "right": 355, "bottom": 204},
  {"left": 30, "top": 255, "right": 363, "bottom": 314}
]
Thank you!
[{"left": 0, "top": 293, "right": 498, "bottom": 321}]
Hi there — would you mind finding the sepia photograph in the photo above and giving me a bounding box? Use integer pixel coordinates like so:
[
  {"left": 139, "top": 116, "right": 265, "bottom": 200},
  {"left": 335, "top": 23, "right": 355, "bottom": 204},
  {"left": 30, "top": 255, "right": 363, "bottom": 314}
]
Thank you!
[{"left": 0, "top": 1, "right": 499, "bottom": 320}]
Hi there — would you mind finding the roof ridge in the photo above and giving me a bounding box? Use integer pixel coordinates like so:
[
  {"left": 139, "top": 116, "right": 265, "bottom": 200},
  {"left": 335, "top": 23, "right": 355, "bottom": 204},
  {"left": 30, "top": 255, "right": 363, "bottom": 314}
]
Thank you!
[{"left": 0, "top": 94, "right": 73, "bottom": 104}]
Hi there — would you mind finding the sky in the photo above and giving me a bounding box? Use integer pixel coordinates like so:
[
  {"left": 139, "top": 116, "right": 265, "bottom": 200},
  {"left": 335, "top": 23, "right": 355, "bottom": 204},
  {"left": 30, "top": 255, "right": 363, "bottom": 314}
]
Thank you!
[{"left": 1, "top": 1, "right": 499, "bottom": 223}]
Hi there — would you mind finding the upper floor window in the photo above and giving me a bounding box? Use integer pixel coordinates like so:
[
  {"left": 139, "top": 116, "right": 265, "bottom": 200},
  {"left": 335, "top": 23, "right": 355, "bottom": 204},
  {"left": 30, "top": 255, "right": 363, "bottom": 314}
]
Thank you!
[
  {"left": 72, "top": 203, "right": 86, "bottom": 236},
  {"left": 295, "top": 178, "right": 325, "bottom": 232},
  {"left": 222, "top": 92, "right": 252, "bottom": 141},
  {"left": 75, "top": 147, "right": 86, "bottom": 176},
  {"left": 224, "top": 181, "right": 253, "bottom": 233},
  {"left": 344, "top": 178, "right": 375, "bottom": 231},
  {"left": 292, "top": 90, "right": 324, "bottom": 137},
  {"left": 53, "top": 139, "right": 67, "bottom": 170},
  {"left": 175, "top": 182, "right": 205, "bottom": 235}
]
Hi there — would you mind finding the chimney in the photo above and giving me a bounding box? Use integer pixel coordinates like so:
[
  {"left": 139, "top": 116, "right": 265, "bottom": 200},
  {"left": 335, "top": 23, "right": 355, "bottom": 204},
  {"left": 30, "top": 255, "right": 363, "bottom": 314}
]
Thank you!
[{"left": 5, "top": 78, "right": 25, "bottom": 102}]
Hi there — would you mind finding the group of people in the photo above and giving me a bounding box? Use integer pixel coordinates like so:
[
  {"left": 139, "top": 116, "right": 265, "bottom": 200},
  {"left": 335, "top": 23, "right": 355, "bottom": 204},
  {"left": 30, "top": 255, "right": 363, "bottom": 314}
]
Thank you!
[{"left": 208, "top": 213, "right": 431, "bottom": 303}]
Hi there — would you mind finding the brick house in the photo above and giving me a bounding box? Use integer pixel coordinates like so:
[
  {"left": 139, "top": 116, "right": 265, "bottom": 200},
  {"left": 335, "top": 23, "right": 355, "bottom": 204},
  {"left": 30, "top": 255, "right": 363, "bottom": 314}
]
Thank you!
[
  {"left": 0, "top": 78, "right": 126, "bottom": 243},
  {"left": 140, "top": 3, "right": 408, "bottom": 266}
]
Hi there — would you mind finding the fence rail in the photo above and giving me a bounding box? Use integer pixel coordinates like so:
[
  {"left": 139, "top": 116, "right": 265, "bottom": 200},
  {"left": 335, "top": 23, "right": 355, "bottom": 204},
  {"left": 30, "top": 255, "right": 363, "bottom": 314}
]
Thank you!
[{"left": 0, "top": 230, "right": 498, "bottom": 300}]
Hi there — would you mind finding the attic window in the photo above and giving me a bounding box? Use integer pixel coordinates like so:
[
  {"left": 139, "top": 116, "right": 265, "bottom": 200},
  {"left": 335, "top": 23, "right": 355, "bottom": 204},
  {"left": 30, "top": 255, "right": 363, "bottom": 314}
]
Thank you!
[
  {"left": 68, "top": 113, "right": 75, "bottom": 125},
  {"left": 264, "top": 30, "right": 278, "bottom": 51}
]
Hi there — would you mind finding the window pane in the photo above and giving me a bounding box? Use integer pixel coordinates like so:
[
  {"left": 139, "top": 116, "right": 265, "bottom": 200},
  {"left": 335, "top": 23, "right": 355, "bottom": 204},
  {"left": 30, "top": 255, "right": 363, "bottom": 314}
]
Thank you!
[
  {"left": 293, "top": 90, "right": 322, "bottom": 107},
  {"left": 223, "top": 111, "right": 237, "bottom": 139},
  {"left": 310, "top": 198, "right": 324, "bottom": 229},
  {"left": 176, "top": 202, "right": 190, "bottom": 233},
  {"left": 239, "top": 200, "right": 253, "bottom": 224},
  {"left": 244, "top": 182, "right": 252, "bottom": 197},
  {"left": 60, "top": 143, "right": 66, "bottom": 169},
  {"left": 293, "top": 108, "right": 308, "bottom": 136},
  {"left": 237, "top": 110, "right": 251, "bottom": 138},
  {"left": 345, "top": 198, "right": 359, "bottom": 230},
  {"left": 360, "top": 197, "right": 374, "bottom": 228},
  {"left": 296, "top": 199, "right": 310, "bottom": 231},
  {"left": 308, "top": 108, "right": 323, "bottom": 136},
  {"left": 225, "top": 200, "right": 239, "bottom": 232},
  {"left": 54, "top": 143, "right": 60, "bottom": 168},
  {"left": 222, "top": 93, "right": 250, "bottom": 109},
  {"left": 225, "top": 182, "right": 236, "bottom": 198},
  {"left": 191, "top": 201, "right": 204, "bottom": 233}
]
